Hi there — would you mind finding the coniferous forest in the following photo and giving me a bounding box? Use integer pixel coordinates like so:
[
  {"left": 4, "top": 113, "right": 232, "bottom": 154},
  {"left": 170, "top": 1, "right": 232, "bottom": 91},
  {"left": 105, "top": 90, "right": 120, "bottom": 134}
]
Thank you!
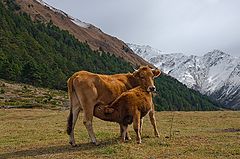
[{"left": 0, "top": 0, "right": 220, "bottom": 110}]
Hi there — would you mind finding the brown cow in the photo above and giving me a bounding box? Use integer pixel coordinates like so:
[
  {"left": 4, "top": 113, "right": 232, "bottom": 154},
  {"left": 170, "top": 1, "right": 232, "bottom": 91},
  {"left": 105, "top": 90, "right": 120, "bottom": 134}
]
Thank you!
[
  {"left": 94, "top": 67, "right": 161, "bottom": 144},
  {"left": 67, "top": 66, "right": 160, "bottom": 146}
]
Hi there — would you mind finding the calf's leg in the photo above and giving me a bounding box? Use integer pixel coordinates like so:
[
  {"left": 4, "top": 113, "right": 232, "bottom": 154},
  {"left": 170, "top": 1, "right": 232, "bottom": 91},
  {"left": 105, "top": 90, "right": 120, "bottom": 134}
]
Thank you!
[
  {"left": 120, "top": 124, "right": 128, "bottom": 142},
  {"left": 120, "top": 124, "right": 131, "bottom": 140},
  {"left": 133, "top": 112, "right": 141, "bottom": 144}
]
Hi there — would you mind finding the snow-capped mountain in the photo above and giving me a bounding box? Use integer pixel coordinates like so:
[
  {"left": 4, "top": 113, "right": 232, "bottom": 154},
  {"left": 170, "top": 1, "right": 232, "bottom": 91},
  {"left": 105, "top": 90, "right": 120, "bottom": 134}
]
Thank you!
[{"left": 128, "top": 43, "right": 240, "bottom": 109}]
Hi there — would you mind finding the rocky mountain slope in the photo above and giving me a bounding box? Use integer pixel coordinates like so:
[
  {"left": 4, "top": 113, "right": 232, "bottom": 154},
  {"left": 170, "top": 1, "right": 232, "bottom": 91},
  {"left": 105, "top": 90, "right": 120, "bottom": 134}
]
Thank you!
[
  {"left": 15, "top": 0, "right": 151, "bottom": 67},
  {"left": 128, "top": 44, "right": 240, "bottom": 109}
]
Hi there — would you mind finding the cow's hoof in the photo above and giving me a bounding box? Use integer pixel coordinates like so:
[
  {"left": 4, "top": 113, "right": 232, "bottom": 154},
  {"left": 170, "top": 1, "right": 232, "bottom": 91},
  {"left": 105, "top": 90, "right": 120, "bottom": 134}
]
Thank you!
[
  {"left": 91, "top": 141, "right": 100, "bottom": 146},
  {"left": 155, "top": 132, "right": 160, "bottom": 138},
  {"left": 137, "top": 140, "right": 142, "bottom": 144},
  {"left": 69, "top": 141, "right": 77, "bottom": 147},
  {"left": 125, "top": 136, "right": 132, "bottom": 140},
  {"left": 95, "top": 142, "right": 100, "bottom": 146}
]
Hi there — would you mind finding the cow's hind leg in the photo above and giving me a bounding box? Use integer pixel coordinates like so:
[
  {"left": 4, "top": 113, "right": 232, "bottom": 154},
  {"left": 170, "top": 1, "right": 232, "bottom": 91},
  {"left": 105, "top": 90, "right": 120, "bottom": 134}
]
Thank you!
[
  {"left": 149, "top": 108, "right": 160, "bottom": 137},
  {"left": 67, "top": 90, "right": 82, "bottom": 147},
  {"left": 73, "top": 82, "right": 99, "bottom": 145},
  {"left": 81, "top": 100, "right": 99, "bottom": 145},
  {"left": 68, "top": 106, "right": 81, "bottom": 146}
]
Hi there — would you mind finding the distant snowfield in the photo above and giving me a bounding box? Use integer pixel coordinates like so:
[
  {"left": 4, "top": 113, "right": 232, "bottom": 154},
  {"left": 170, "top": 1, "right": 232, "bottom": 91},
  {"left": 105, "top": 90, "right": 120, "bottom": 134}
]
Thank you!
[
  {"left": 70, "top": 18, "right": 90, "bottom": 28},
  {"left": 128, "top": 43, "right": 240, "bottom": 109}
]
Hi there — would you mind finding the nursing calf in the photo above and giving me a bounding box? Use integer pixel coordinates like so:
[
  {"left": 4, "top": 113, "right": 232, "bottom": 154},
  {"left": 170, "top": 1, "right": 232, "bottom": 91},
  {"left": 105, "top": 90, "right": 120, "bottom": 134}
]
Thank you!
[{"left": 94, "top": 67, "right": 161, "bottom": 144}]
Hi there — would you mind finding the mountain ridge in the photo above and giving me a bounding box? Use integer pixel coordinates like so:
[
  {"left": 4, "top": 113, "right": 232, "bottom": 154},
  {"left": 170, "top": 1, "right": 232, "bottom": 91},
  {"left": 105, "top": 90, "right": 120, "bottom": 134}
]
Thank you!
[
  {"left": 128, "top": 43, "right": 240, "bottom": 109},
  {"left": 15, "top": 0, "right": 152, "bottom": 67}
]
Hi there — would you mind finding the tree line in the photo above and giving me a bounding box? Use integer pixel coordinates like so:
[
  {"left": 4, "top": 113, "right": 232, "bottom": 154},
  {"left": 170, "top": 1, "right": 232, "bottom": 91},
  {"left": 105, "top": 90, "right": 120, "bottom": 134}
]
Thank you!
[{"left": 0, "top": 1, "right": 220, "bottom": 110}]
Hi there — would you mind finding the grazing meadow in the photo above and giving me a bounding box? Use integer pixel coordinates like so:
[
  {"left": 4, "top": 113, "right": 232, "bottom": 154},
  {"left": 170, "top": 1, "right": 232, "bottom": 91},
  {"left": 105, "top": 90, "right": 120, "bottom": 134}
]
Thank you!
[{"left": 0, "top": 109, "right": 239, "bottom": 159}]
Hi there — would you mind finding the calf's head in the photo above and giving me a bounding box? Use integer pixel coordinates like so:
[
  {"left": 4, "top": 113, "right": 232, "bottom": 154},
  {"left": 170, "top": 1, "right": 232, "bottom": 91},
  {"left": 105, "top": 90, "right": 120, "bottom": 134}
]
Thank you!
[{"left": 133, "top": 66, "right": 161, "bottom": 92}]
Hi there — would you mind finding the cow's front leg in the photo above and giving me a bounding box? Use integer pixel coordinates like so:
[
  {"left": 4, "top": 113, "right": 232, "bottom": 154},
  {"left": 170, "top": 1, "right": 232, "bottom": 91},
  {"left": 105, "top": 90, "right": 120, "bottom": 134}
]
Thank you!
[
  {"left": 149, "top": 106, "right": 160, "bottom": 137},
  {"left": 133, "top": 112, "right": 141, "bottom": 144},
  {"left": 140, "top": 118, "right": 143, "bottom": 136}
]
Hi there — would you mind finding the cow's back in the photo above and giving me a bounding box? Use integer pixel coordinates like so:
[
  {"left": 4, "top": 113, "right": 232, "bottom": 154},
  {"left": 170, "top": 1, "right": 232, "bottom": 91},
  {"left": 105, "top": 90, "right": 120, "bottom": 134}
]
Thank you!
[{"left": 71, "top": 71, "right": 133, "bottom": 105}]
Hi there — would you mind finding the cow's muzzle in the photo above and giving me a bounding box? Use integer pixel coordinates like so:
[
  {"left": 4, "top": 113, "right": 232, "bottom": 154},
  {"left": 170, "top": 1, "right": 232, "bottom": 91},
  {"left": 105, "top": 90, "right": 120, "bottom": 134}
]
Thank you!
[{"left": 147, "top": 86, "right": 156, "bottom": 92}]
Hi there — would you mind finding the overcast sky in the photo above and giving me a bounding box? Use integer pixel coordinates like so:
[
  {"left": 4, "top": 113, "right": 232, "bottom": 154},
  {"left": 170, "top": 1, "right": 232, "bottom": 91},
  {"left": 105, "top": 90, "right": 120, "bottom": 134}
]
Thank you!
[{"left": 44, "top": 0, "right": 240, "bottom": 57}]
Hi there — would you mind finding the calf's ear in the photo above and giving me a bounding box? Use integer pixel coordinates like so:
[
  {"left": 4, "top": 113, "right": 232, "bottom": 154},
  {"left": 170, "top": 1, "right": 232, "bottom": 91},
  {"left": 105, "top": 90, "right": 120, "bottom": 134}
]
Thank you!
[{"left": 152, "top": 69, "right": 161, "bottom": 78}]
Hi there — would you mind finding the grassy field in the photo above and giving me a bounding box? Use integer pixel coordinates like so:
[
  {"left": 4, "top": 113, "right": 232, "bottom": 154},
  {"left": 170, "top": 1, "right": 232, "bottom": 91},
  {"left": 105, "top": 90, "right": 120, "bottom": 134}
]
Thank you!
[
  {"left": 0, "top": 109, "right": 239, "bottom": 159},
  {"left": 0, "top": 80, "right": 68, "bottom": 109}
]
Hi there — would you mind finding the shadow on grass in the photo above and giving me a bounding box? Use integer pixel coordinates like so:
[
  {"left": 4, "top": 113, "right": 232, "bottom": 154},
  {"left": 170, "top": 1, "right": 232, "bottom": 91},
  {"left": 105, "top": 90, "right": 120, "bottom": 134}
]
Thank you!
[{"left": 0, "top": 138, "right": 119, "bottom": 158}]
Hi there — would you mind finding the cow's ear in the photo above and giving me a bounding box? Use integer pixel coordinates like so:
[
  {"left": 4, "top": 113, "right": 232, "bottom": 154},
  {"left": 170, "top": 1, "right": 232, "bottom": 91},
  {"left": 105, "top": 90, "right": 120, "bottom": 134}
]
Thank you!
[
  {"left": 133, "top": 69, "right": 139, "bottom": 78},
  {"left": 133, "top": 66, "right": 141, "bottom": 77},
  {"left": 152, "top": 69, "right": 161, "bottom": 78}
]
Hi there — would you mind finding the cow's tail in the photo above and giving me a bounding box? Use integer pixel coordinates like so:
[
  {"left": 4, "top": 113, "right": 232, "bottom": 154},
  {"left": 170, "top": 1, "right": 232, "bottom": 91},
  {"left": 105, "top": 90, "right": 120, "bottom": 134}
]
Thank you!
[{"left": 67, "top": 76, "right": 74, "bottom": 135}]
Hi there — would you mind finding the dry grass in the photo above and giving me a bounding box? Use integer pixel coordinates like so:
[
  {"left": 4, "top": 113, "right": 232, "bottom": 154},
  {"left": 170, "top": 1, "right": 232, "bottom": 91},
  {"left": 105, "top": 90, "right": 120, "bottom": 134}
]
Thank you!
[
  {"left": 0, "top": 109, "right": 239, "bottom": 159},
  {"left": 0, "top": 80, "right": 68, "bottom": 109}
]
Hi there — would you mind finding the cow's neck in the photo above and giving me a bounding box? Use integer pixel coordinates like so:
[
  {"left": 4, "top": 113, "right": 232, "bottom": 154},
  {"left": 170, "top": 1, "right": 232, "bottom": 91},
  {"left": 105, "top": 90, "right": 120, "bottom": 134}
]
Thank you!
[
  {"left": 136, "top": 86, "right": 152, "bottom": 96},
  {"left": 126, "top": 73, "right": 139, "bottom": 89}
]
